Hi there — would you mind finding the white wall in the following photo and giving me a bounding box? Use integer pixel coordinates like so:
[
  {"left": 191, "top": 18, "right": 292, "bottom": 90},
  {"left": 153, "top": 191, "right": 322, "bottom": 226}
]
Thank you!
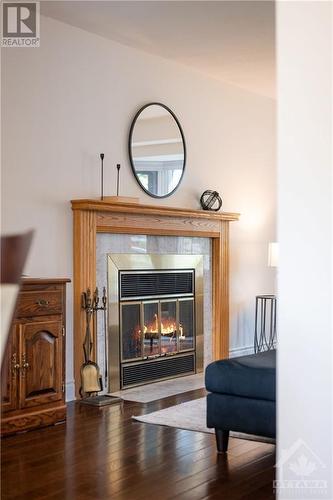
[
  {"left": 277, "top": 0, "right": 332, "bottom": 496},
  {"left": 1, "top": 16, "right": 276, "bottom": 399}
]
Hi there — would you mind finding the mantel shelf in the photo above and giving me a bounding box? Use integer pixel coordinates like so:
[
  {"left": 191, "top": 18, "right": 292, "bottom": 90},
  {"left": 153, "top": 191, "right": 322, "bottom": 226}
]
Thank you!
[{"left": 71, "top": 199, "right": 240, "bottom": 222}]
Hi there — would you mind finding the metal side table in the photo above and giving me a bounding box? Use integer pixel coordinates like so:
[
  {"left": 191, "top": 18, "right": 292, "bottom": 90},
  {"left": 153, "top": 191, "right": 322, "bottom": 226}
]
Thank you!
[{"left": 254, "top": 295, "right": 277, "bottom": 353}]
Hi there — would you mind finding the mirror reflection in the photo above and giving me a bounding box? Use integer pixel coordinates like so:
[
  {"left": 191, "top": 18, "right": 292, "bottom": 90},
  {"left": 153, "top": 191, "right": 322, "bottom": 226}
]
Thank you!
[{"left": 129, "top": 103, "right": 186, "bottom": 198}]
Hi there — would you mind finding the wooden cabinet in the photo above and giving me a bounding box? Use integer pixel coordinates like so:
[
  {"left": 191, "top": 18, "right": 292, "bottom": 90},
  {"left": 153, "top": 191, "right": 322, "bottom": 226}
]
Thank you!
[
  {"left": 19, "top": 318, "right": 63, "bottom": 409},
  {"left": 1, "top": 279, "right": 70, "bottom": 435}
]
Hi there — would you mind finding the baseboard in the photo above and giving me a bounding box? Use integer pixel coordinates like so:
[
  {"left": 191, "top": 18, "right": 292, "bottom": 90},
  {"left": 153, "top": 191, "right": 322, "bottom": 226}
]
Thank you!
[
  {"left": 66, "top": 381, "right": 75, "bottom": 402},
  {"left": 229, "top": 345, "right": 254, "bottom": 358}
]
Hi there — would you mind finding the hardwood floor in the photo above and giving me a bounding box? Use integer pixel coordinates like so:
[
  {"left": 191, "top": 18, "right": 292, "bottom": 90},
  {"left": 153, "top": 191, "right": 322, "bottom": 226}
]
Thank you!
[{"left": 1, "top": 389, "right": 276, "bottom": 499}]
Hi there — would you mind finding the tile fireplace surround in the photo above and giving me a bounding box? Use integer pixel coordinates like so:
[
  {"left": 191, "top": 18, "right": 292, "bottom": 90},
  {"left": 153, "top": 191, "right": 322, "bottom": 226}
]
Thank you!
[
  {"left": 71, "top": 200, "right": 239, "bottom": 398},
  {"left": 96, "top": 238, "right": 209, "bottom": 392}
]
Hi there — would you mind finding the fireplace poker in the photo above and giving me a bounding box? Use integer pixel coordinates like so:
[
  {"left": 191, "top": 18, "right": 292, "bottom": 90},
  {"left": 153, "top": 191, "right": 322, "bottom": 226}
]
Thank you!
[
  {"left": 92, "top": 287, "right": 99, "bottom": 371},
  {"left": 82, "top": 288, "right": 93, "bottom": 363}
]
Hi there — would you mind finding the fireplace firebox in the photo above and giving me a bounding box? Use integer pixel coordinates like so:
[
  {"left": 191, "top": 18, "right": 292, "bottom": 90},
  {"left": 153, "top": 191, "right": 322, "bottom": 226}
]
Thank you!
[{"left": 108, "top": 255, "right": 204, "bottom": 391}]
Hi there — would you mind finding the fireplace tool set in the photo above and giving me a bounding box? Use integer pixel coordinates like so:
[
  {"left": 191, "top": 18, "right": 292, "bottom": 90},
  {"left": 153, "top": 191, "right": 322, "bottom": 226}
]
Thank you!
[{"left": 80, "top": 287, "right": 121, "bottom": 406}]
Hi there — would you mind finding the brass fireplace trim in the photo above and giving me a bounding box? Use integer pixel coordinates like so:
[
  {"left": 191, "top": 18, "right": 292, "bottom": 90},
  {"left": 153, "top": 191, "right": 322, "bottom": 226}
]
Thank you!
[{"left": 107, "top": 254, "right": 204, "bottom": 392}]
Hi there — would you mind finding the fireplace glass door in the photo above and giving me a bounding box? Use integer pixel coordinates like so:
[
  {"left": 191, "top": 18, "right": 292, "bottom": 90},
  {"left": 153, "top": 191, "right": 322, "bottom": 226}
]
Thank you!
[
  {"left": 160, "top": 300, "right": 177, "bottom": 354},
  {"left": 143, "top": 302, "right": 159, "bottom": 357},
  {"left": 179, "top": 298, "right": 194, "bottom": 351},
  {"left": 120, "top": 298, "right": 195, "bottom": 362},
  {"left": 121, "top": 302, "right": 142, "bottom": 361}
]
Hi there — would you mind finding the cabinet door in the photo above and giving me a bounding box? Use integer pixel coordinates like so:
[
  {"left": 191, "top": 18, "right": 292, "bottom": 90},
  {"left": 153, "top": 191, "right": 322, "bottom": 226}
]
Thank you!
[
  {"left": 1, "top": 325, "right": 19, "bottom": 413},
  {"left": 19, "top": 319, "right": 63, "bottom": 409}
]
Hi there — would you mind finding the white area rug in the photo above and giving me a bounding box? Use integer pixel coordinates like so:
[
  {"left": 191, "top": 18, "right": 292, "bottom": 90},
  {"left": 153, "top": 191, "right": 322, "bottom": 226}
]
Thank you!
[
  {"left": 109, "top": 373, "right": 205, "bottom": 403},
  {"left": 133, "top": 397, "right": 275, "bottom": 444}
]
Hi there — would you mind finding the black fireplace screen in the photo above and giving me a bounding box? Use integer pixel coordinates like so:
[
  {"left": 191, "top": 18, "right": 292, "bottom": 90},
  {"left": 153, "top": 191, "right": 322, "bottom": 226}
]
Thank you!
[
  {"left": 120, "top": 270, "right": 195, "bottom": 362},
  {"left": 121, "top": 298, "right": 195, "bottom": 361}
]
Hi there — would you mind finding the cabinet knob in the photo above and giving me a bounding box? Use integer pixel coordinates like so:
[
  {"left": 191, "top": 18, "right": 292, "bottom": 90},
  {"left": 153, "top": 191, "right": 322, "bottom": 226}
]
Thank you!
[
  {"left": 11, "top": 354, "right": 20, "bottom": 376},
  {"left": 21, "top": 353, "right": 30, "bottom": 374}
]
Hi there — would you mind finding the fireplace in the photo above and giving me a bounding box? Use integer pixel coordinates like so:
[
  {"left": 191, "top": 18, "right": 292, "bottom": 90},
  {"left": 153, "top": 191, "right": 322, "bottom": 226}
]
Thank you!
[{"left": 107, "top": 255, "right": 204, "bottom": 391}]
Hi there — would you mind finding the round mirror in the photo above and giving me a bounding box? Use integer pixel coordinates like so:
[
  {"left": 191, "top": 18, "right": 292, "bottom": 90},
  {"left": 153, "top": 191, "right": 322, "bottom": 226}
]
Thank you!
[{"left": 129, "top": 103, "right": 186, "bottom": 198}]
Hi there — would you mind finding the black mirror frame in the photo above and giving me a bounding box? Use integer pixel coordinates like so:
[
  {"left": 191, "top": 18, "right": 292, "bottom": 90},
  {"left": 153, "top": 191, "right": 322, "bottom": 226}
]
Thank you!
[{"left": 128, "top": 102, "right": 186, "bottom": 199}]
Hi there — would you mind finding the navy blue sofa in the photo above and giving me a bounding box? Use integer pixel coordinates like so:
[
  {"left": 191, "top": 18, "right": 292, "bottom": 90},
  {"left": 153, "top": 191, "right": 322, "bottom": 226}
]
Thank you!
[{"left": 205, "top": 350, "right": 276, "bottom": 452}]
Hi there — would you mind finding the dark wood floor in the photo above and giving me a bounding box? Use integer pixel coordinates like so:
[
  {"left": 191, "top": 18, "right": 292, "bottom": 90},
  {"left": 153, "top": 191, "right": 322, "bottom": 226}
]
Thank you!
[{"left": 1, "top": 389, "right": 275, "bottom": 499}]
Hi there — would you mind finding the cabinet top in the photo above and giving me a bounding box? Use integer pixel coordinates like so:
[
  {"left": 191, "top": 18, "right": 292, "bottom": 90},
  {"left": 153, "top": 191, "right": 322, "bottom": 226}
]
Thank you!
[{"left": 21, "top": 278, "right": 71, "bottom": 285}]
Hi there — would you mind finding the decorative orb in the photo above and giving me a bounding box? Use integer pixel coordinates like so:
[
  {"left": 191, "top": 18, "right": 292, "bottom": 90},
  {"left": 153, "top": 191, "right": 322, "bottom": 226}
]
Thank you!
[{"left": 200, "top": 190, "right": 223, "bottom": 211}]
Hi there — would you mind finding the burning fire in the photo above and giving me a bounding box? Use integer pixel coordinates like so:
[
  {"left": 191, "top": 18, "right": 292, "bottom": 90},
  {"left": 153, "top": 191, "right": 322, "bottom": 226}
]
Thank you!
[{"left": 137, "top": 314, "right": 185, "bottom": 339}]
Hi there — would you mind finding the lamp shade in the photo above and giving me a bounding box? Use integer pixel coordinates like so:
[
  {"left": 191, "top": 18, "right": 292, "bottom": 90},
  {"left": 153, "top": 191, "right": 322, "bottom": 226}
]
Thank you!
[{"left": 268, "top": 242, "right": 278, "bottom": 267}]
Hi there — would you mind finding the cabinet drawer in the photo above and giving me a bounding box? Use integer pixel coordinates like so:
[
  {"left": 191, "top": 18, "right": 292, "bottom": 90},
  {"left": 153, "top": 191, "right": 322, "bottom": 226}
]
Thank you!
[{"left": 16, "top": 291, "right": 62, "bottom": 317}]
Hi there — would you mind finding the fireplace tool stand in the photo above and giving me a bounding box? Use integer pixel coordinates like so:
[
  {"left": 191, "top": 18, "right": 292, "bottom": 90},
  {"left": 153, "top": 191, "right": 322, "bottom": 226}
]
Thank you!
[{"left": 80, "top": 287, "right": 122, "bottom": 407}]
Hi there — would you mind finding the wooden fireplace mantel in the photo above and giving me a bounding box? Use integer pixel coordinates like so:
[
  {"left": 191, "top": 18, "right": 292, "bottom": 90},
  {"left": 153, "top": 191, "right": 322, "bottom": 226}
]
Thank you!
[{"left": 71, "top": 199, "right": 239, "bottom": 398}]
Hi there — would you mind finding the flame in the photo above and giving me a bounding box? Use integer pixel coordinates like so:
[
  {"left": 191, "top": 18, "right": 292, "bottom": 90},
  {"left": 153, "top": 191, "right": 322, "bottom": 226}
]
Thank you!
[
  {"left": 144, "top": 313, "right": 184, "bottom": 337},
  {"left": 144, "top": 313, "right": 159, "bottom": 334},
  {"left": 137, "top": 313, "right": 185, "bottom": 338}
]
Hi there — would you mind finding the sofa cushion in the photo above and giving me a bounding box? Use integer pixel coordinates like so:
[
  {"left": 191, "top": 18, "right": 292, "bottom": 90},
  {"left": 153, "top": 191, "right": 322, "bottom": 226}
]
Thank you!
[{"left": 205, "top": 350, "right": 276, "bottom": 402}]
